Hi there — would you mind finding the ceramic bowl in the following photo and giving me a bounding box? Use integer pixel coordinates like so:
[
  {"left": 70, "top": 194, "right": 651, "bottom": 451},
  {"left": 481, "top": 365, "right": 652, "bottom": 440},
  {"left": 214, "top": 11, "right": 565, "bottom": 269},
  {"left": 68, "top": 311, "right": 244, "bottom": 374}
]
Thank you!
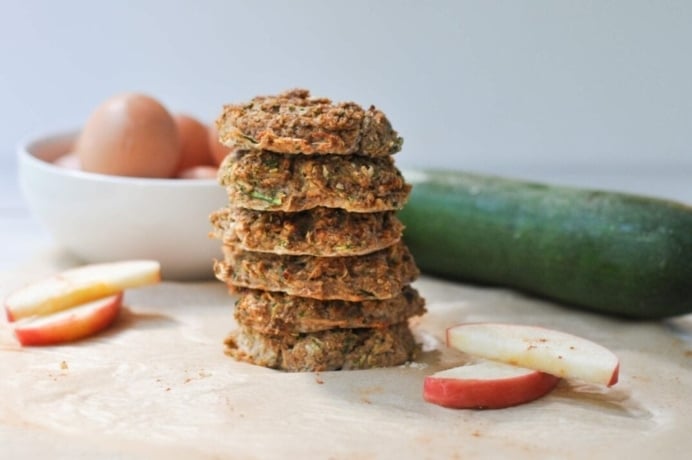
[{"left": 17, "top": 131, "right": 227, "bottom": 280}]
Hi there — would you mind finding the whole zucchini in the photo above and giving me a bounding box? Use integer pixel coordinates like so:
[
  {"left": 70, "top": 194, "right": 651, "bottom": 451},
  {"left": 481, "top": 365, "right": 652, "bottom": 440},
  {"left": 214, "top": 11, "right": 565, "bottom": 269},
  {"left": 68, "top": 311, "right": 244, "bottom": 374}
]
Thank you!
[{"left": 398, "top": 170, "right": 692, "bottom": 319}]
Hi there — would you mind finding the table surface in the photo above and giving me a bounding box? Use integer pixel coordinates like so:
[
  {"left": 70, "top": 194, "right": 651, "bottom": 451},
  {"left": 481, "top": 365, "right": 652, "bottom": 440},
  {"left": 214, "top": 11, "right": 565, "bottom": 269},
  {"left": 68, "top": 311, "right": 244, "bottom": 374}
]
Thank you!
[
  {"left": 1, "top": 157, "right": 691, "bottom": 459},
  {"left": 2, "top": 250, "right": 692, "bottom": 460}
]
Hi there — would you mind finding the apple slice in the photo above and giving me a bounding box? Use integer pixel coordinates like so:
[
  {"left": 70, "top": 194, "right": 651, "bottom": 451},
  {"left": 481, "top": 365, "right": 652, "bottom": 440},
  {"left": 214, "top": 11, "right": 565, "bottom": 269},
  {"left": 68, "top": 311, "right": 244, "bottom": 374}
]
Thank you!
[
  {"left": 12, "top": 293, "right": 123, "bottom": 346},
  {"left": 423, "top": 360, "right": 560, "bottom": 409},
  {"left": 5, "top": 260, "right": 160, "bottom": 322},
  {"left": 446, "top": 323, "right": 619, "bottom": 386}
]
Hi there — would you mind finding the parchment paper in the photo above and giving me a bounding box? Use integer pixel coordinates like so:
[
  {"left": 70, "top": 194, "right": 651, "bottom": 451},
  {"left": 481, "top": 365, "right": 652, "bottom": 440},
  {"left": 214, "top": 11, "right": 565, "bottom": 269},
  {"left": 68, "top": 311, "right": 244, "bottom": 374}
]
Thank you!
[{"left": 2, "top": 248, "right": 692, "bottom": 459}]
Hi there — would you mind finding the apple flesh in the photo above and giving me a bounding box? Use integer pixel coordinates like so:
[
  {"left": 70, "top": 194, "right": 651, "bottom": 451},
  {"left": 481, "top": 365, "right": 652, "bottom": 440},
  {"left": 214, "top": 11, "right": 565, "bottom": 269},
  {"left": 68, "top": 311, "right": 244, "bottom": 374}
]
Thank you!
[
  {"left": 4, "top": 260, "right": 160, "bottom": 322},
  {"left": 446, "top": 323, "right": 619, "bottom": 386},
  {"left": 12, "top": 293, "right": 123, "bottom": 346},
  {"left": 424, "top": 360, "right": 560, "bottom": 409}
]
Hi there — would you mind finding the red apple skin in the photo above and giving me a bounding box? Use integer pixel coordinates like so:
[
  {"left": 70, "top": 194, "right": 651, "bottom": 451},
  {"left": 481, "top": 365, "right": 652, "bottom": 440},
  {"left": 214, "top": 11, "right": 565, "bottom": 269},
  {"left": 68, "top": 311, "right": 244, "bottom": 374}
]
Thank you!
[
  {"left": 608, "top": 363, "right": 620, "bottom": 386},
  {"left": 12, "top": 293, "right": 123, "bottom": 346},
  {"left": 423, "top": 369, "right": 560, "bottom": 410},
  {"left": 4, "top": 260, "right": 160, "bottom": 322}
]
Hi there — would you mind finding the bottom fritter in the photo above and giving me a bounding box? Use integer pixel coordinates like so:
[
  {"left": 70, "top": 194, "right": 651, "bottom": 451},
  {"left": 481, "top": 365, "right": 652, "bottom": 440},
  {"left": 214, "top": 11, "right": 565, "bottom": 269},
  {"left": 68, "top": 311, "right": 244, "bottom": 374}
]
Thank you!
[
  {"left": 234, "top": 286, "right": 425, "bottom": 335},
  {"left": 225, "top": 322, "right": 417, "bottom": 372}
]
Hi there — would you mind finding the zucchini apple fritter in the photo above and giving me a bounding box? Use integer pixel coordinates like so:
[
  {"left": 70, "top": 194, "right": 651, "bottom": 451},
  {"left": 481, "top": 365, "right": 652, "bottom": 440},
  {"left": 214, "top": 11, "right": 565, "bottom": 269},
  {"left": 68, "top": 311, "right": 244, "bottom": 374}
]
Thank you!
[
  {"left": 224, "top": 322, "right": 416, "bottom": 372},
  {"left": 218, "top": 150, "right": 411, "bottom": 212},
  {"left": 233, "top": 286, "right": 425, "bottom": 334},
  {"left": 214, "top": 241, "right": 420, "bottom": 301},
  {"left": 210, "top": 206, "right": 404, "bottom": 257},
  {"left": 215, "top": 88, "right": 403, "bottom": 156}
]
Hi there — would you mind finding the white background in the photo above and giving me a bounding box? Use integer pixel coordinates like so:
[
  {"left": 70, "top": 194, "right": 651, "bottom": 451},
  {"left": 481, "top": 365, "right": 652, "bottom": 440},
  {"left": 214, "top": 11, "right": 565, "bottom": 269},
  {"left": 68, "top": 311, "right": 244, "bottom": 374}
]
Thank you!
[
  {"left": 2, "top": 1, "right": 691, "bottom": 172},
  {"left": 1, "top": 0, "right": 690, "bottom": 266}
]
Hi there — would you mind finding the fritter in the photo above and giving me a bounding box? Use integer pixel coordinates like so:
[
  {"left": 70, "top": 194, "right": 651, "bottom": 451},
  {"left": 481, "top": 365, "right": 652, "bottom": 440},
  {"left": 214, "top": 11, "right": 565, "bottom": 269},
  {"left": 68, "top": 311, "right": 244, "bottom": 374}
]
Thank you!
[
  {"left": 210, "top": 207, "right": 404, "bottom": 257},
  {"left": 224, "top": 322, "right": 416, "bottom": 372},
  {"left": 233, "top": 286, "right": 425, "bottom": 334},
  {"left": 215, "top": 88, "right": 403, "bottom": 156},
  {"left": 214, "top": 241, "right": 420, "bottom": 301},
  {"left": 218, "top": 150, "right": 411, "bottom": 212}
]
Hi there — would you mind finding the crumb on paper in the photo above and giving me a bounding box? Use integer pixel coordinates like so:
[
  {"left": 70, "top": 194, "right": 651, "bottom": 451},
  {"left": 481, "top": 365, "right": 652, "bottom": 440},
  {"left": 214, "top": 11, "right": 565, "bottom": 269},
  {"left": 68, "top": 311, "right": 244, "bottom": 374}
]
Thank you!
[
  {"left": 314, "top": 372, "right": 324, "bottom": 384},
  {"left": 359, "top": 385, "right": 383, "bottom": 404},
  {"left": 60, "top": 360, "right": 68, "bottom": 370},
  {"left": 415, "top": 330, "right": 442, "bottom": 352},
  {"left": 183, "top": 369, "right": 212, "bottom": 384},
  {"left": 400, "top": 361, "right": 428, "bottom": 370}
]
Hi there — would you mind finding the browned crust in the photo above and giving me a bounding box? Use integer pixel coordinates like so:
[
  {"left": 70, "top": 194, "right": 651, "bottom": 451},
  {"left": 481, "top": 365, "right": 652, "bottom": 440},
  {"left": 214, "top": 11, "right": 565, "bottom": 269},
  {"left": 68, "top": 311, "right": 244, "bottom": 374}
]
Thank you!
[
  {"left": 233, "top": 286, "right": 425, "bottom": 334},
  {"left": 215, "top": 88, "right": 402, "bottom": 156},
  {"left": 210, "top": 207, "right": 404, "bottom": 257},
  {"left": 218, "top": 150, "right": 411, "bottom": 212},
  {"left": 224, "top": 322, "right": 416, "bottom": 372},
  {"left": 214, "top": 241, "right": 420, "bottom": 301}
]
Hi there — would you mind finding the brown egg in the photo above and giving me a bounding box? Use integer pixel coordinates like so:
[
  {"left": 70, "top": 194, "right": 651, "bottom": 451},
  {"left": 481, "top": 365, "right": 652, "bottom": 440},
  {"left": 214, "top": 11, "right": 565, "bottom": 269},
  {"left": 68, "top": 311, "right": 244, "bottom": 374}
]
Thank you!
[
  {"left": 53, "top": 152, "right": 81, "bottom": 170},
  {"left": 208, "top": 124, "right": 232, "bottom": 166},
  {"left": 174, "top": 114, "right": 215, "bottom": 174},
  {"left": 177, "top": 165, "right": 219, "bottom": 179},
  {"left": 76, "top": 93, "right": 181, "bottom": 178}
]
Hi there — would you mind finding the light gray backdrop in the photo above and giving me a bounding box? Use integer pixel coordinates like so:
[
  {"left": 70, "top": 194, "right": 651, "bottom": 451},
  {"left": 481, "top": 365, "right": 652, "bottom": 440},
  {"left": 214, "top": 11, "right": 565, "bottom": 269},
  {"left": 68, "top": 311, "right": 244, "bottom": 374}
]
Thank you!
[{"left": 1, "top": 1, "right": 690, "bottom": 196}]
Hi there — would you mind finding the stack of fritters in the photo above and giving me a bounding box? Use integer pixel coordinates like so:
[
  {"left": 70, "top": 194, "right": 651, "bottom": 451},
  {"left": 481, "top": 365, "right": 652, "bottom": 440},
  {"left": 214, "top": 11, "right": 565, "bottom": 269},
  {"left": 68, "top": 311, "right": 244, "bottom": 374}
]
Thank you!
[{"left": 211, "top": 89, "right": 425, "bottom": 372}]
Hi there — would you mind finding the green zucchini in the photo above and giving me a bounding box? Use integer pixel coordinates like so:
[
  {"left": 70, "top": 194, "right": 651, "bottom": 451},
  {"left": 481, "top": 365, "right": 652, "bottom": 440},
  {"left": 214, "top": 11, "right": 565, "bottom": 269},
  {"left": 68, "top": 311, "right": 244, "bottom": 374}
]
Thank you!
[{"left": 398, "top": 170, "right": 692, "bottom": 319}]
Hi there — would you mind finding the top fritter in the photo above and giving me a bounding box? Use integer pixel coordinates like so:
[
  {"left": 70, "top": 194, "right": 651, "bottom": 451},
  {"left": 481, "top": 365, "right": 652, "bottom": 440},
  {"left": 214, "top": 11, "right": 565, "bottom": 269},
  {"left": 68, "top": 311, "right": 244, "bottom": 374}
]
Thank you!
[{"left": 215, "top": 89, "right": 403, "bottom": 156}]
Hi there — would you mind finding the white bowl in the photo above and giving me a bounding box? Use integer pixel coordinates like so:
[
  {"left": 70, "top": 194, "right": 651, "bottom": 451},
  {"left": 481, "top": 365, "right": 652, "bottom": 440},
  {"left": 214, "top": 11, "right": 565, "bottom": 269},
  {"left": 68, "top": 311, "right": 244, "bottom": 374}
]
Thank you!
[{"left": 18, "top": 131, "right": 228, "bottom": 280}]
